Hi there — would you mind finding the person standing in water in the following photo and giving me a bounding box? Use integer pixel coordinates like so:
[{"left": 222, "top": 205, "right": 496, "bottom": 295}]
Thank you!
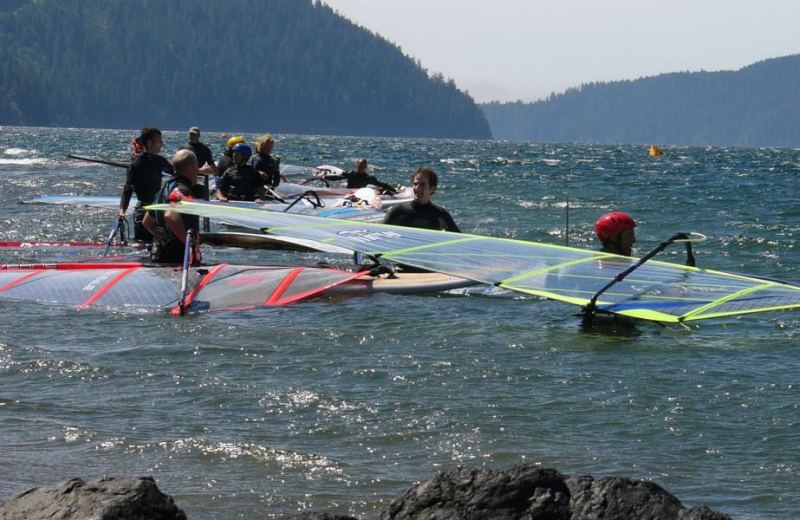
[
  {"left": 143, "top": 149, "right": 201, "bottom": 265},
  {"left": 383, "top": 167, "right": 459, "bottom": 232},
  {"left": 119, "top": 127, "right": 174, "bottom": 243},
  {"left": 594, "top": 211, "right": 636, "bottom": 256}
]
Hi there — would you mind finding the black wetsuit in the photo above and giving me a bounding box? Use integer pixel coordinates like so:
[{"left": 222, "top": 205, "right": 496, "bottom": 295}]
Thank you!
[
  {"left": 150, "top": 175, "right": 200, "bottom": 264},
  {"left": 218, "top": 164, "right": 266, "bottom": 201},
  {"left": 327, "top": 171, "right": 396, "bottom": 194},
  {"left": 216, "top": 152, "right": 233, "bottom": 178},
  {"left": 250, "top": 152, "right": 281, "bottom": 188},
  {"left": 120, "top": 152, "right": 174, "bottom": 242},
  {"left": 383, "top": 201, "right": 460, "bottom": 232},
  {"left": 182, "top": 141, "right": 215, "bottom": 170}
]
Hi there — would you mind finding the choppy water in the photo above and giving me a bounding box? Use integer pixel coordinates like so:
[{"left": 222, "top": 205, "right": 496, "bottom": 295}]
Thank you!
[{"left": 0, "top": 126, "right": 798, "bottom": 519}]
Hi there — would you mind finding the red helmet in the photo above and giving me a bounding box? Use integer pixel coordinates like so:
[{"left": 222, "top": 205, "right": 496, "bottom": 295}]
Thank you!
[{"left": 595, "top": 212, "right": 636, "bottom": 241}]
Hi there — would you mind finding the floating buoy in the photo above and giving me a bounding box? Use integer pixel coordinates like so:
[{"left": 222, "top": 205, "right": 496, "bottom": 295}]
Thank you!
[{"left": 648, "top": 144, "right": 663, "bottom": 157}]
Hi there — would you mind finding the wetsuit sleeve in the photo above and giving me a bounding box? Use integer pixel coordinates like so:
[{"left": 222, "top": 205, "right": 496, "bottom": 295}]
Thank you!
[
  {"left": 218, "top": 170, "right": 231, "bottom": 196},
  {"left": 267, "top": 158, "right": 281, "bottom": 188},
  {"left": 119, "top": 165, "right": 136, "bottom": 211},
  {"left": 324, "top": 171, "right": 349, "bottom": 182},
  {"left": 367, "top": 176, "right": 396, "bottom": 194},
  {"left": 382, "top": 204, "right": 405, "bottom": 226},
  {"left": 441, "top": 210, "right": 460, "bottom": 233},
  {"left": 161, "top": 157, "right": 175, "bottom": 176}
]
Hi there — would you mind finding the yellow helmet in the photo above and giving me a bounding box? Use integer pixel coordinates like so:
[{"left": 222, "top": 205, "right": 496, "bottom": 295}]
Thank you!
[{"left": 226, "top": 135, "right": 246, "bottom": 150}]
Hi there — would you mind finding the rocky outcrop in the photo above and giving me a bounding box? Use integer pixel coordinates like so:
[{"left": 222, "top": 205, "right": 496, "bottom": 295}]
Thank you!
[
  {"left": 0, "top": 476, "right": 185, "bottom": 520},
  {"left": 377, "top": 465, "right": 731, "bottom": 520},
  {"left": 0, "top": 466, "right": 731, "bottom": 520}
]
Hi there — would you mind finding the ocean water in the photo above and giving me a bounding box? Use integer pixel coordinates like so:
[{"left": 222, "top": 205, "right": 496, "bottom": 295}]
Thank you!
[{"left": 0, "top": 126, "right": 798, "bottom": 519}]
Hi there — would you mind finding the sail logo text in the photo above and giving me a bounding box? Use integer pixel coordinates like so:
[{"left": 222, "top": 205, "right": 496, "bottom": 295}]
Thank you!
[{"left": 337, "top": 229, "right": 403, "bottom": 243}]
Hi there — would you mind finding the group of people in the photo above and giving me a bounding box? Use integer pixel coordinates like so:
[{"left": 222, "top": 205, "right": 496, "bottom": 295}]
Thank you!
[
  {"left": 216, "top": 134, "right": 282, "bottom": 202},
  {"left": 119, "top": 126, "right": 638, "bottom": 265}
]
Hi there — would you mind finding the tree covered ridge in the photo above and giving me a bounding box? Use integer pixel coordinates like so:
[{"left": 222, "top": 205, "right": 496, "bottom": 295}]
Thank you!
[
  {"left": 0, "top": 0, "right": 491, "bottom": 139},
  {"left": 482, "top": 55, "right": 800, "bottom": 147}
]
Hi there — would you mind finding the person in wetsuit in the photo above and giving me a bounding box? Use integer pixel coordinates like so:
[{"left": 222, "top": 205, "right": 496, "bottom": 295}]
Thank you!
[
  {"left": 594, "top": 211, "right": 636, "bottom": 256},
  {"left": 383, "top": 167, "right": 459, "bottom": 232},
  {"left": 326, "top": 158, "right": 396, "bottom": 194},
  {"left": 119, "top": 127, "right": 174, "bottom": 243},
  {"left": 216, "top": 135, "right": 245, "bottom": 179},
  {"left": 182, "top": 126, "right": 216, "bottom": 176},
  {"left": 250, "top": 134, "right": 281, "bottom": 190},
  {"left": 217, "top": 143, "right": 268, "bottom": 202},
  {"left": 143, "top": 149, "right": 201, "bottom": 265}
]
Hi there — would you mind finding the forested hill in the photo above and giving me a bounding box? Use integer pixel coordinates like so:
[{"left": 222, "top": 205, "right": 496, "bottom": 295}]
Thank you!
[
  {"left": 482, "top": 55, "right": 800, "bottom": 147},
  {"left": 0, "top": 0, "right": 490, "bottom": 139}
]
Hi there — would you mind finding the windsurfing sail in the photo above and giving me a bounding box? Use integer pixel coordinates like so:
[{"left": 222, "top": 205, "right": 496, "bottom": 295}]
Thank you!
[
  {"left": 24, "top": 195, "right": 385, "bottom": 223},
  {"left": 0, "top": 263, "right": 364, "bottom": 314},
  {"left": 648, "top": 145, "right": 664, "bottom": 157},
  {"left": 146, "top": 201, "right": 800, "bottom": 323}
]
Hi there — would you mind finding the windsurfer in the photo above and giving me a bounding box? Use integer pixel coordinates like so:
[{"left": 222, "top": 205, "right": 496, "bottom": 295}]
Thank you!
[
  {"left": 595, "top": 212, "right": 636, "bottom": 256},
  {"left": 217, "top": 143, "right": 268, "bottom": 202},
  {"left": 216, "top": 135, "right": 245, "bottom": 178},
  {"left": 383, "top": 167, "right": 459, "bottom": 232},
  {"left": 250, "top": 134, "right": 282, "bottom": 190},
  {"left": 119, "top": 127, "right": 174, "bottom": 243},
  {"left": 143, "top": 149, "right": 201, "bottom": 265},
  {"left": 182, "top": 126, "right": 216, "bottom": 176},
  {"left": 325, "top": 158, "right": 397, "bottom": 195}
]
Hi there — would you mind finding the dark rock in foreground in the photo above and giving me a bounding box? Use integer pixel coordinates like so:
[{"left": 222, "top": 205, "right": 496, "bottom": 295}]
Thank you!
[
  {"left": 0, "top": 476, "right": 185, "bottom": 520},
  {"left": 376, "top": 465, "right": 731, "bottom": 520},
  {"left": 0, "top": 465, "right": 731, "bottom": 520}
]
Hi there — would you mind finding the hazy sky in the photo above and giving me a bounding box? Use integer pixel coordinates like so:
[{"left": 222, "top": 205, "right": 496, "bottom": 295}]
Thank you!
[{"left": 320, "top": 0, "right": 799, "bottom": 103}]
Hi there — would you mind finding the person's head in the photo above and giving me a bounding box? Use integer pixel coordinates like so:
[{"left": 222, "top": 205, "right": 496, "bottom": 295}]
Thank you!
[
  {"left": 255, "top": 134, "right": 275, "bottom": 155},
  {"left": 411, "top": 167, "right": 438, "bottom": 205},
  {"left": 595, "top": 211, "right": 636, "bottom": 256},
  {"left": 188, "top": 126, "right": 200, "bottom": 143},
  {"left": 226, "top": 135, "right": 246, "bottom": 151},
  {"left": 171, "top": 149, "right": 199, "bottom": 185},
  {"left": 231, "top": 143, "right": 252, "bottom": 165},
  {"left": 355, "top": 158, "right": 368, "bottom": 174},
  {"left": 140, "top": 128, "right": 163, "bottom": 154}
]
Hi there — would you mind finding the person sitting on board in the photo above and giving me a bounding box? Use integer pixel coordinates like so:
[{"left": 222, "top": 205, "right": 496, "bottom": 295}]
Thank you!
[
  {"left": 250, "top": 134, "right": 282, "bottom": 191},
  {"left": 217, "top": 143, "right": 268, "bottom": 202},
  {"left": 383, "top": 167, "right": 459, "bottom": 231},
  {"left": 119, "top": 127, "right": 174, "bottom": 243},
  {"left": 215, "top": 135, "right": 245, "bottom": 178},
  {"left": 182, "top": 126, "right": 216, "bottom": 176},
  {"left": 594, "top": 211, "right": 636, "bottom": 256},
  {"left": 143, "top": 149, "right": 201, "bottom": 265},
  {"left": 325, "top": 158, "right": 397, "bottom": 195}
]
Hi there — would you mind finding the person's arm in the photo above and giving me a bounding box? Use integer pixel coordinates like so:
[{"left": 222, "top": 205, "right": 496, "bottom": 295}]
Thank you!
[
  {"left": 118, "top": 165, "right": 136, "bottom": 216},
  {"left": 199, "top": 146, "right": 216, "bottom": 175},
  {"left": 268, "top": 161, "right": 281, "bottom": 188},
  {"left": 442, "top": 211, "right": 460, "bottom": 233},
  {"left": 217, "top": 171, "right": 230, "bottom": 201},
  {"left": 142, "top": 210, "right": 156, "bottom": 235},
  {"left": 367, "top": 176, "right": 396, "bottom": 194},
  {"left": 382, "top": 205, "right": 402, "bottom": 225},
  {"left": 164, "top": 211, "right": 188, "bottom": 244},
  {"left": 324, "top": 171, "right": 348, "bottom": 182}
]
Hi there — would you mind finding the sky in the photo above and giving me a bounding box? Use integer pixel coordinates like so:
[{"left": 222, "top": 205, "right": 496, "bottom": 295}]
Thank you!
[{"left": 320, "top": 0, "right": 799, "bottom": 103}]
